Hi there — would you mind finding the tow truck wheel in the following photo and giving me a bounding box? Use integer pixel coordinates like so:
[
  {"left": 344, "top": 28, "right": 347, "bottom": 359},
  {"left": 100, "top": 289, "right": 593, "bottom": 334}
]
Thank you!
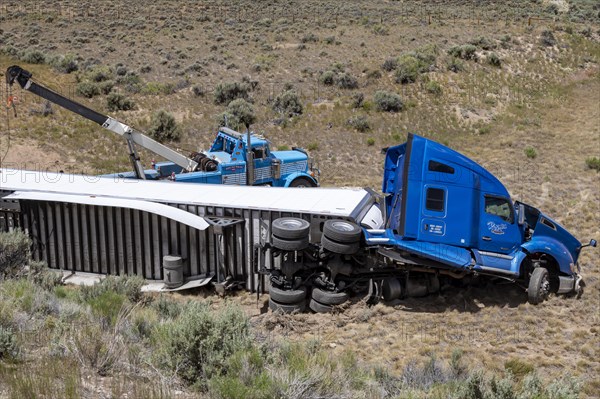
[
  {"left": 289, "top": 177, "right": 316, "bottom": 188},
  {"left": 528, "top": 267, "right": 550, "bottom": 305},
  {"left": 269, "top": 298, "right": 306, "bottom": 314},
  {"left": 269, "top": 285, "right": 307, "bottom": 304},
  {"left": 321, "top": 235, "right": 360, "bottom": 255},
  {"left": 323, "top": 220, "right": 362, "bottom": 243},
  {"left": 272, "top": 217, "right": 310, "bottom": 240},
  {"left": 311, "top": 288, "right": 348, "bottom": 305}
]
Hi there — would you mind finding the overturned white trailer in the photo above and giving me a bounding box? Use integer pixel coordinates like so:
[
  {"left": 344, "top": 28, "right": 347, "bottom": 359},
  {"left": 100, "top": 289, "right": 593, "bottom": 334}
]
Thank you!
[{"left": 0, "top": 168, "right": 382, "bottom": 292}]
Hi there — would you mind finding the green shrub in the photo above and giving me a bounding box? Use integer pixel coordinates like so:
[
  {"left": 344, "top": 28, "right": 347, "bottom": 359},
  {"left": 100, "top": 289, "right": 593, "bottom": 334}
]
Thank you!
[
  {"left": 487, "top": 52, "right": 501, "bottom": 67},
  {"left": 585, "top": 157, "right": 600, "bottom": 171},
  {"left": 208, "top": 348, "right": 276, "bottom": 399},
  {"left": 372, "top": 24, "right": 389, "bottom": 36},
  {"left": 147, "top": 110, "right": 181, "bottom": 142},
  {"left": 395, "top": 55, "right": 422, "bottom": 84},
  {"left": 540, "top": 30, "right": 557, "bottom": 46},
  {"left": 347, "top": 115, "right": 370, "bottom": 132},
  {"left": 301, "top": 33, "right": 319, "bottom": 43},
  {"left": 524, "top": 147, "right": 537, "bottom": 159},
  {"left": 213, "top": 82, "right": 250, "bottom": 104},
  {"left": 367, "top": 137, "right": 375, "bottom": 146},
  {"left": 50, "top": 54, "right": 78, "bottom": 73},
  {"left": 215, "top": 111, "right": 236, "bottom": 129},
  {"left": 520, "top": 373, "right": 543, "bottom": 398},
  {"left": 142, "top": 82, "right": 176, "bottom": 95},
  {"left": 227, "top": 98, "right": 256, "bottom": 128},
  {"left": 447, "top": 57, "right": 464, "bottom": 73},
  {"left": 28, "top": 260, "right": 62, "bottom": 291},
  {"left": 76, "top": 81, "right": 100, "bottom": 98},
  {"left": 307, "top": 142, "right": 319, "bottom": 151},
  {"left": 351, "top": 92, "right": 364, "bottom": 108},
  {"left": 0, "top": 230, "right": 30, "bottom": 278},
  {"left": 447, "top": 44, "right": 477, "bottom": 60},
  {"left": 382, "top": 57, "right": 398, "bottom": 71},
  {"left": 20, "top": 50, "right": 46, "bottom": 64},
  {"left": 0, "top": 326, "right": 19, "bottom": 359},
  {"left": 192, "top": 85, "right": 205, "bottom": 97},
  {"left": 456, "top": 370, "right": 485, "bottom": 399},
  {"left": 469, "top": 36, "right": 495, "bottom": 50},
  {"left": 153, "top": 302, "right": 252, "bottom": 385},
  {"left": 320, "top": 70, "right": 336, "bottom": 86},
  {"left": 336, "top": 72, "right": 358, "bottom": 89},
  {"left": 86, "top": 66, "right": 113, "bottom": 83},
  {"left": 425, "top": 81, "right": 442, "bottom": 95},
  {"left": 98, "top": 80, "right": 114, "bottom": 95},
  {"left": 273, "top": 90, "right": 303, "bottom": 117},
  {"left": 504, "top": 358, "right": 534, "bottom": 379},
  {"left": 374, "top": 91, "right": 403, "bottom": 112},
  {"left": 79, "top": 275, "right": 145, "bottom": 303},
  {"left": 107, "top": 93, "right": 135, "bottom": 111},
  {"left": 87, "top": 290, "right": 125, "bottom": 326},
  {"left": 153, "top": 295, "right": 184, "bottom": 319}
]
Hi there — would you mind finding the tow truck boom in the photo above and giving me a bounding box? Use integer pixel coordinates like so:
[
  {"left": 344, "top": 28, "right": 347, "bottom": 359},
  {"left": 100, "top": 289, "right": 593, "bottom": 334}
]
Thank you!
[{"left": 5, "top": 65, "right": 198, "bottom": 179}]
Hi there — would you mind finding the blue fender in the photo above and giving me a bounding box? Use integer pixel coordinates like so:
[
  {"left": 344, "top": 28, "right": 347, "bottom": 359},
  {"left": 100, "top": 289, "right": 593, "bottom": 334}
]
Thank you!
[
  {"left": 521, "top": 237, "right": 575, "bottom": 275},
  {"left": 283, "top": 172, "right": 319, "bottom": 187}
]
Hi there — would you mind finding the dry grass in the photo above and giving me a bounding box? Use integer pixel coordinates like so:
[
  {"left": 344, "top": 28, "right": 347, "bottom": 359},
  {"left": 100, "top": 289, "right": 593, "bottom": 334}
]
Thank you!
[{"left": 0, "top": 0, "right": 599, "bottom": 396}]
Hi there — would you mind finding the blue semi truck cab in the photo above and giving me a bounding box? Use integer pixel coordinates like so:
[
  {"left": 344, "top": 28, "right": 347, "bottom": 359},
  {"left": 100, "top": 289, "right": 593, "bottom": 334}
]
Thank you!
[
  {"left": 264, "top": 134, "right": 595, "bottom": 311},
  {"left": 146, "top": 127, "right": 320, "bottom": 187}
]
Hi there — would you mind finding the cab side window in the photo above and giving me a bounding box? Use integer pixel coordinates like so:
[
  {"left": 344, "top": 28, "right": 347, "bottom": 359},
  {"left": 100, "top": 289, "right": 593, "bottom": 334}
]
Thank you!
[{"left": 485, "top": 196, "right": 513, "bottom": 223}]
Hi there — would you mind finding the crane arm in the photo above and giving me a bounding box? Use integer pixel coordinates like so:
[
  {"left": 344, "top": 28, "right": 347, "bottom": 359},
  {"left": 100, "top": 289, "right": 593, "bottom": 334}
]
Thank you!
[{"left": 5, "top": 65, "right": 198, "bottom": 177}]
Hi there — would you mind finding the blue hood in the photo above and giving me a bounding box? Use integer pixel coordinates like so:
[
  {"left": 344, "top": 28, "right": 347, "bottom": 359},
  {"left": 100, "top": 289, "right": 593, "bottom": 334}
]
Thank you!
[{"left": 272, "top": 150, "right": 308, "bottom": 163}]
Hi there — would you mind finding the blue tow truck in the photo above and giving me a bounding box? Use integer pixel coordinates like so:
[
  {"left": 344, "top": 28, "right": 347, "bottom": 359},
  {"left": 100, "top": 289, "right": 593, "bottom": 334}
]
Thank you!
[
  {"left": 265, "top": 134, "right": 595, "bottom": 312},
  {"left": 6, "top": 66, "right": 319, "bottom": 187}
]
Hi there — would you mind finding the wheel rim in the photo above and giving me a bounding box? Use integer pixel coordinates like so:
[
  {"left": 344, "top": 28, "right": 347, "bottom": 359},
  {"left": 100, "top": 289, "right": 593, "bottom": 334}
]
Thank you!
[
  {"left": 280, "top": 219, "right": 304, "bottom": 229},
  {"left": 540, "top": 275, "right": 550, "bottom": 299},
  {"left": 330, "top": 221, "right": 355, "bottom": 232}
]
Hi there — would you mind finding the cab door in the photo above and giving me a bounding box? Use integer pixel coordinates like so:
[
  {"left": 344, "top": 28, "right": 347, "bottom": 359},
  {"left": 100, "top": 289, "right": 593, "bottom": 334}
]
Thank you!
[
  {"left": 478, "top": 195, "right": 521, "bottom": 254},
  {"left": 252, "top": 146, "right": 272, "bottom": 184}
]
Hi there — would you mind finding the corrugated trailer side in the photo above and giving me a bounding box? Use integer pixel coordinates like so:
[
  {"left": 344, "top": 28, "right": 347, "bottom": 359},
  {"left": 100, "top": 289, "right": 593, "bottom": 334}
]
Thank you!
[{"left": 1, "top": 170, "right": 377, "bottom": 292}]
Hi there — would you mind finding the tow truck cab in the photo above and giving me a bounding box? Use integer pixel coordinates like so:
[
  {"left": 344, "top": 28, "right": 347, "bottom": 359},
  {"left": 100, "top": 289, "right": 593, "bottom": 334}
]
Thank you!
[
  {"left": 370, "top": 133, "right": 586, "bottom": 291},
  {"left": 150, "top": 127, "right": 319, "bottom": 186}
]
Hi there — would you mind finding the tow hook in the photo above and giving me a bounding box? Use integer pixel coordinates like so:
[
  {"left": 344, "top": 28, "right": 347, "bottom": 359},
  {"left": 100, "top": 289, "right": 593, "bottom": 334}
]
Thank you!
[{"left": 575, "top": 275, "right": 585, "bottom": 298}]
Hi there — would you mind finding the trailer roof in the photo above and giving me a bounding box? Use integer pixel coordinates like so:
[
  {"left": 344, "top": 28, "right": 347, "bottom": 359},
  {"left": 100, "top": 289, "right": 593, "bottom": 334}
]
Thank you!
[{"left": 0, "top": 169, "right": 372, "bottom": 217}]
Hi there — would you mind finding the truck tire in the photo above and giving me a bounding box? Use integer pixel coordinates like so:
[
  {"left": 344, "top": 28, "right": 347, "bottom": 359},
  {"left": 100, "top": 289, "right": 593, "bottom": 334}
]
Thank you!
[
  {"left": 272, "top": 217, "right": 310, "bottom": 240},
  {"left": 269, "top": 298, "right": 306, "bottom": 313},
  {"left": 289, "top": 177, "right": 317, "bottom": 188},
  {"left": 311, "top": 288, "right": 348, "bottom": 305},
  {"left": 528, "top": 267, "right": 550, "bottom": 305},
  {"left": 321, "top": 235, "right": 360, "bottom": 255},
  {"left": 323, "top": 220, "right": 362, "bottom": 243},
  {"left": 272, "top": 236, "right": 309, "bottom": 251},
  {"left": 309, "top": 298, "right": 333, "bottom": 313},
  {"left": 269, "top": 285, "right": 307, "bottom": 304}
]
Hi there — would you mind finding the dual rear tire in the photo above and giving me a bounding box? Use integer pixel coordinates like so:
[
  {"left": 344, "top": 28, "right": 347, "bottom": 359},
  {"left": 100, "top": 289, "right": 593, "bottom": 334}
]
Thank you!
[
  {"left": 308, "top": 288, "right": 349, "bottom": 313},
  {"left": 268, "top": 285, "right": 307, "bottom": 313},
  {"left": 321, "top": 219, "right": 362, "bottom": 255},
  {"left": 271, "top": 217, "right": 310, "bottom": 251}
]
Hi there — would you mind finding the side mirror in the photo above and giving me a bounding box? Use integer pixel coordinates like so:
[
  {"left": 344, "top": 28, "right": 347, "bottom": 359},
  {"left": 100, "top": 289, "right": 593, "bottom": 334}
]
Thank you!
[
  {"left": 518, "top": 204, "right": 525, "bottom": 225},
  {"left": 580, "top": 239, "right": 597, "bottom": 249}
]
